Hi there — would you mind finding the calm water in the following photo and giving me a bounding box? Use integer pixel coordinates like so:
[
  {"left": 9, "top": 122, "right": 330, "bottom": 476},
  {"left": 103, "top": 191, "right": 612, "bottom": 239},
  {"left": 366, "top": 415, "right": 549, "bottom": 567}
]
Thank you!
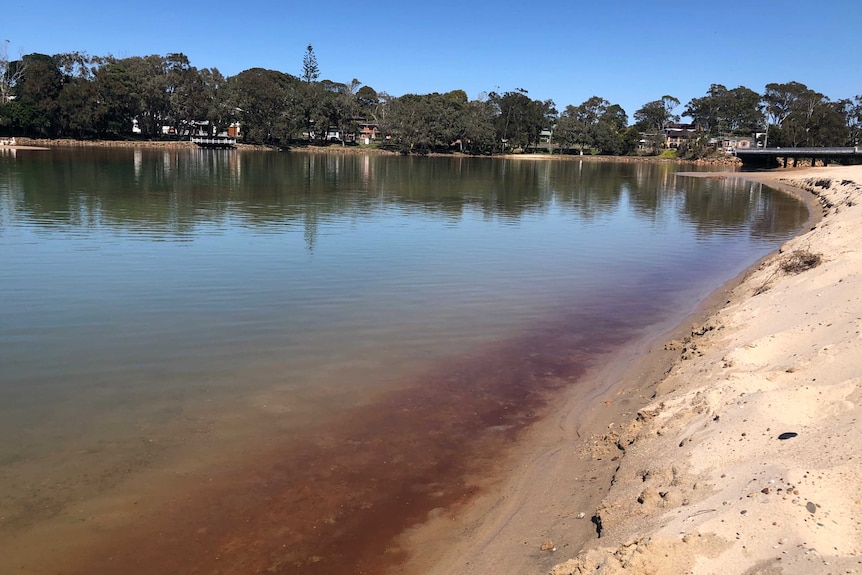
[{"left": 0, "top": 149, "right": 807, "bottom": 573}]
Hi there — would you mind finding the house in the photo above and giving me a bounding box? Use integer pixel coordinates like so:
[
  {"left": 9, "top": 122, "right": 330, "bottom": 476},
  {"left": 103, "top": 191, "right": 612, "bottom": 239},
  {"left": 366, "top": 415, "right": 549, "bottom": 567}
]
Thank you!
[
  {"left": 357, "top": 122, "right": 378, "bottom": 144},
  {"left": 662, "top": 123, "right": 704, "bottom": 149},
  {"left": 718, "top": 136, "right": 754, "bottom": 154}
]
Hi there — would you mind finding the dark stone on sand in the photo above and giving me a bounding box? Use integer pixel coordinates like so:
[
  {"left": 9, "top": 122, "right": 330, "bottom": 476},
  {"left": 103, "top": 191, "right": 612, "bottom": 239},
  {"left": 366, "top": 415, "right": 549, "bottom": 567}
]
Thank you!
[
  {"left": 591, "top": 514, "right": 604, "bottom": 538},
  {"left": 806, "top": 501, "right": 817, "bottom": 514},
  {"left": 778, "top": 432, "right": 798, "bottom": 440}
]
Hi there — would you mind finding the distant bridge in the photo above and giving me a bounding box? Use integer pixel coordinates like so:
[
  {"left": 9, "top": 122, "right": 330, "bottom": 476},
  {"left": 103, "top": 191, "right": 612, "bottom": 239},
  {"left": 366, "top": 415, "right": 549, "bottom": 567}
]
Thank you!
[{"left": 734, "top": 147, "right": 862, "bottom": 168}]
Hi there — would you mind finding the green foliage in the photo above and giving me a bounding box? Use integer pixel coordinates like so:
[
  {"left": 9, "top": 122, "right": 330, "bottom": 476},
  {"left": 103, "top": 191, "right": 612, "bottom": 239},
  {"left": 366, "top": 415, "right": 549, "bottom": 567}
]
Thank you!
[
  {"left": 92, "top": 61, "right": 138, "bottom": 137},
  {"left": 685, "top": 84, "right": 763, "bottom": 135},
  {"left": 3, "top": 43, "right": 860, "bottom": 156},
  {"left": 634, "top": 96, "right": 679, "bottom": 133},
  {"left": 228, "top": 68, "right": 301, "bottom": 145},
  {"left": 554, "top": 97, "right": 629, "bottom": 155},
  {"left": 381, "top": 92, "right": 464, "bottom": 152},
  {"left": 487, "top": 90, "right": 555, "bottom": 152},
  {"left": 761, "top": 81, "right": 849, "bottom": 147}
]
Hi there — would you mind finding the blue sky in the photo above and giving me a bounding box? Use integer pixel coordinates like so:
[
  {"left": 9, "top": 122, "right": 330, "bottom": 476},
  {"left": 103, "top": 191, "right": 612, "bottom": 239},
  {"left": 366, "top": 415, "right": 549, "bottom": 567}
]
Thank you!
[{"left": 5, "top": 0, "right": 860, "bottom": 120}]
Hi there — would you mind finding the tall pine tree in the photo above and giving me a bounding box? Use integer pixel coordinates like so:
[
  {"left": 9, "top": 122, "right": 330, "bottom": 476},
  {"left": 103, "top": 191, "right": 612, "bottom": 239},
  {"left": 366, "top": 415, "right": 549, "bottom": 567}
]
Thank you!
[{"left": 302, "top": 45, "right": 319, "bottom": 83}]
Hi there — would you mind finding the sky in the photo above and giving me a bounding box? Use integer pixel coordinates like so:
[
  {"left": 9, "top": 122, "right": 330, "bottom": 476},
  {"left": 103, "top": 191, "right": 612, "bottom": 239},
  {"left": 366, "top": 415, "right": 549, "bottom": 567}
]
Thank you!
[{"left": 4, "top": 0, "right": 860, "bottom": 120}]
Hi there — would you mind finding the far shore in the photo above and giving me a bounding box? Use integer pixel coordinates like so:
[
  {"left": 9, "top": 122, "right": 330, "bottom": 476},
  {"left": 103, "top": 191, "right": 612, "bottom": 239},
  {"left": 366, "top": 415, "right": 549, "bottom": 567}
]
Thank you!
[{"left": 10, "top": 136, "right": 742, "bottom": 165}]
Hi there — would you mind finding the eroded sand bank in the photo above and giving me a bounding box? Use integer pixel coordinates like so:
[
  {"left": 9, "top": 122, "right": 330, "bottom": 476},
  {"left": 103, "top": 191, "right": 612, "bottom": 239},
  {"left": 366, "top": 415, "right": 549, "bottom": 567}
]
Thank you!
[{"left": 553, "top": 167, "right": 862, "bottom": 574}]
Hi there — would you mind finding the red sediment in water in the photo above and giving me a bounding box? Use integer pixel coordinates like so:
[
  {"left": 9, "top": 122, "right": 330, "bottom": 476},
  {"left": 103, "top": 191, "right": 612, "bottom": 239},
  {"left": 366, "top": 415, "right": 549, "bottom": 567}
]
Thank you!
[{"left": 63, "top": 314, "right": 640, "bottom": 575}]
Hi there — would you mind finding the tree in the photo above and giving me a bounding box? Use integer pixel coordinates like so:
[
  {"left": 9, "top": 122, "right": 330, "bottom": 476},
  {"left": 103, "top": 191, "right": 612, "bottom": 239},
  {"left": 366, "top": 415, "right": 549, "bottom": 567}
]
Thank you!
[
  {"left": 228, "top": 67, "right": 299, "bottom": 145},
  {"left": 0, "top": 41, "right": 28, "bottom": 105},
  {"left": 685, "top": 84, "right": 763, "bottom": 135},
  {"left": 197, "top": 67, "right": 231, "bottom": 134},
  {"left": 847, "top": 95, "right": 862, "bottom": 146},
  {"left": 634, "top": 95, "right": 679, "bottom": 151},
  {"left": 762, "top": 81, "right": 809, "bottom": 128},
  {"left": 762, "top": 82, "right": 847, "bottom": 147},
  {"left": 594, "top": 104, "right": 629, "bottom": 155},
  {"left": 302, "top": 45, "right": 319, "bottom": 84},
  {"left": 571, "top": 97, "right": 601, "bottom": 153},
  {"left": 554, "top": 105, "right": 581, "bottom": 153},
  {"left": 356, "top": 85, "right": 378, "bottom": 110},
  {"left": 381, "top": 92, "right": 466, "bottom": 153},
  {"left": 555, "top": 98, "right": 628, "bottom": 155},
  {"left": 460, "top": 98, "right": 497, "bottom": 154},
  {"left": 489, "top": 89, "right": 554, "bottom": 152},
  {"left": 634, "top": 95, "right": 679, "bottom": 133},
  {"left": 54, "top": 52, "right": 98, "bottom": 138},
  {"left": 12, "top": 53, "right": 63, "bottom": 136},
  {"left": 91, "top": 60, "right": 138, "bottom": 137}
]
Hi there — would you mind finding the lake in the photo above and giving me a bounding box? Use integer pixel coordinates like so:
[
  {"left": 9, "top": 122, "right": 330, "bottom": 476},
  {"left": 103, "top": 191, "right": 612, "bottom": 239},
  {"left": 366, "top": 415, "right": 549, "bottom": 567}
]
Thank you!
[{"left": 0, "top": 148, "right": 807, "bottom": 574}]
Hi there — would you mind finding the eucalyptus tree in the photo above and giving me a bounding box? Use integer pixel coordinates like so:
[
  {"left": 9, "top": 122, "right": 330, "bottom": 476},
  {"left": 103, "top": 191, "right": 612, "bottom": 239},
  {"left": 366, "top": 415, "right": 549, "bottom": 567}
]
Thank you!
[
  {"left": 762, "top": 82, "right": 847, "bottom": 147},
  {"left": 0, "top": 41, "right": 27, "bottom": 104},
  {"left": 115, "top": 54, "right": 172, "bottom": 137},
  {"left": 54, "top": 52, "right": 98, "bottom": 138},
  {"left": 685, "top": 84, "right": 762, "bottom": 135},
  {"left": 316, "top": 80, "right": 360, "bottom": 143},
  {"left": 555, "top": 97, "right": 628, "bottom": 155},
  {"left": 163, "top": 53, "right": 208, "bottom": 134},
  {"left": 553, "top": 104, "right": 581, "bottom": 153},
  {"left": 762, "top": 81, "right": 809, "bottom": 128},
  {"left": 356, "top": 85, "right": 379, "bottom": 111},
  {"left": 381, "top": 91, "right": 467, "bottom": 152},
  {"left": 634, "top": 95, "right": 680, "bottom": 150},
  {"left": 489, "top": 89, "right": 554, "bottom": 152},
  {"left": 555, "top": 96, "right": 609, "bottom": 154},
  {"left": 460, "top": 97, "right": 497, "bottom": 154},
  {"left": 4, "top": 53, "right": 63, "bottom": 136},
  {"left": 847, "top": 95, "right": 862, "bottom": 146},
  {"left": 593, "top": 103, "right": 630, "bottom": 155},
  {"left": 91, "top": 59, "right": 138, "bottom": 137},
  {"left": 634, "top": 95, "right": 679, "bottom": 133},
  {"left": 198, "top": 67, "right": 232, "bottom": 133},
  {"left": 228, "top": 67, "right": 299, "bottom": 145}
]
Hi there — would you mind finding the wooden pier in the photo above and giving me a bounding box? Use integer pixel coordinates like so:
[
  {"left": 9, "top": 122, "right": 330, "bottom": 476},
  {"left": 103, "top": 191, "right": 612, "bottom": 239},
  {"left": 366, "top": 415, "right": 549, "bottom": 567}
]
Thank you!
[{"left": 191, "top": 135, "right": 236, "bottom": 149}]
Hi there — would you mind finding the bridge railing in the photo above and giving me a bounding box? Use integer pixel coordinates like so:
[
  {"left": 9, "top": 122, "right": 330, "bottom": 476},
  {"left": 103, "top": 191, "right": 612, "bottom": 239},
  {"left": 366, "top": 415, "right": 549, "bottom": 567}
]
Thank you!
[{"left": 735, "top": 147, "right": 860, "bottom": 155}]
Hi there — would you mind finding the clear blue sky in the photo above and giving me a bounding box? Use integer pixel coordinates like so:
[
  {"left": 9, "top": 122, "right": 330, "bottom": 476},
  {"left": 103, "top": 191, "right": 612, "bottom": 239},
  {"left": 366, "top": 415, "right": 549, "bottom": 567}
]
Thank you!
[{"left": 5, "top": 0, "right": 860, "bottom": 120}]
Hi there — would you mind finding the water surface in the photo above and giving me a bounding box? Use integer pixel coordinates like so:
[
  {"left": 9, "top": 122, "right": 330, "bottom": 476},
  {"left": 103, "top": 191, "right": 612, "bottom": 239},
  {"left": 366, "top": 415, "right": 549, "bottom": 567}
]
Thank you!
[{"left": 0, "top": 149, "right": 807, "bottom": 573}]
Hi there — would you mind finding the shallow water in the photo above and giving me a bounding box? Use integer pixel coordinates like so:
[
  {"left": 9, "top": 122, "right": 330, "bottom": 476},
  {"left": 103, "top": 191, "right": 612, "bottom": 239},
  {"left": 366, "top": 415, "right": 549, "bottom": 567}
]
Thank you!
[{"left": 0, "top": 150, "right": 807, "bottom": 573}]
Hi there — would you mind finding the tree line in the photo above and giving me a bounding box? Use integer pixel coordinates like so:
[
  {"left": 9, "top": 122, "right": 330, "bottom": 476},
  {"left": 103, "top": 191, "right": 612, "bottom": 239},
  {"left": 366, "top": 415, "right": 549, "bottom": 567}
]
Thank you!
[{"left": 1, "top": 45, "right": 860, "bottom": 155}]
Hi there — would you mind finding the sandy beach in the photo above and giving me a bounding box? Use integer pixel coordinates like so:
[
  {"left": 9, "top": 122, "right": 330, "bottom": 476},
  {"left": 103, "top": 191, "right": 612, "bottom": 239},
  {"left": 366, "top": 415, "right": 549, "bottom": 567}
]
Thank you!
[{"left": 401, "top": 165, "right": 862, "bottom": 575}]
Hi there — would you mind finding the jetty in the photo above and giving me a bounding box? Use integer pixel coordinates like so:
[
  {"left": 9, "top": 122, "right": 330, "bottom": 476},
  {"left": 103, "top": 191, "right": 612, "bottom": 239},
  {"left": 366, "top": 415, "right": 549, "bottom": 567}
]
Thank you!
[{"left": 191, "top": 134, "right": 236, "bottom": 149}]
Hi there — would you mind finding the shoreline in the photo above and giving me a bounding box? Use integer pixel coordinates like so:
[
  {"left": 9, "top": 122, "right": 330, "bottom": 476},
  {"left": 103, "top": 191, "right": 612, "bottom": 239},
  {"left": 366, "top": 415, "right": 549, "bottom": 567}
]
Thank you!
[
  {"left": 10, "top": 137, "right": 741, "bottom": 165},
  {"left": 403, "top": 167, "right": 854, "bottom": 575}
]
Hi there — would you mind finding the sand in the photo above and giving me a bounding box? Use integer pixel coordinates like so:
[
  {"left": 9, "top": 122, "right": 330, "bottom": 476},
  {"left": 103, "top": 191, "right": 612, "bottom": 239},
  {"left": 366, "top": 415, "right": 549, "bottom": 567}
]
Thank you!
[{"left": 403, "top": 165, "right": 862, "bottom": 575}]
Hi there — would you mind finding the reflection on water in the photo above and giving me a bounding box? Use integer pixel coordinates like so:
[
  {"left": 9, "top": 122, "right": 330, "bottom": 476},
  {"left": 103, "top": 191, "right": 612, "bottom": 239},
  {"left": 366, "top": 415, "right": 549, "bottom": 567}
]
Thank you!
[
  {"left": 0, "top": 150, "right": 807, "bottom": 573},
  {"left": 1, "top": 150, "right": 799, "bottom": 247}
]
